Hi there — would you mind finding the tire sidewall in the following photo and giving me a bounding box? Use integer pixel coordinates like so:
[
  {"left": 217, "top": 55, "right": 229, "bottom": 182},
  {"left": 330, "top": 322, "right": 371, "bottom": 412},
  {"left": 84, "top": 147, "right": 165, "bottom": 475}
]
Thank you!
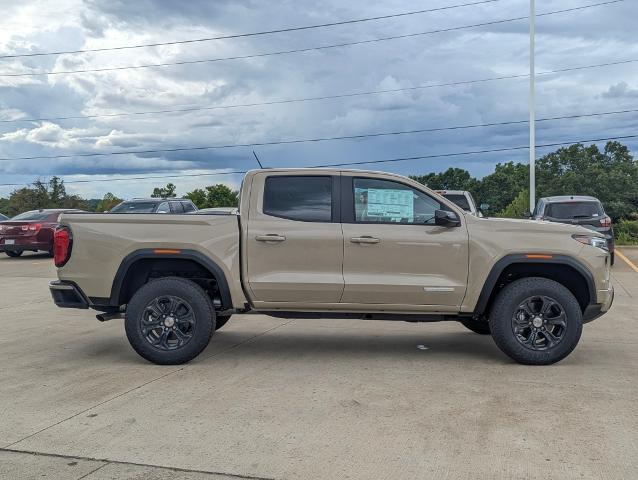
[
  {"left": 125, "top": 277, "right": 215, "bottom": 364},
  {"left": 490, "top": 278, "right": 583, "bottom": 365}
]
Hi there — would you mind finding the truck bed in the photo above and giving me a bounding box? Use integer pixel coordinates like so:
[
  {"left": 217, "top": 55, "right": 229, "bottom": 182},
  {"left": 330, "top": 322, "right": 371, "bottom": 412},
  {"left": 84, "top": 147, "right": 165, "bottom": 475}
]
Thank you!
[{"left": 57, "top": 213, "right": 245, "bottom": 308}]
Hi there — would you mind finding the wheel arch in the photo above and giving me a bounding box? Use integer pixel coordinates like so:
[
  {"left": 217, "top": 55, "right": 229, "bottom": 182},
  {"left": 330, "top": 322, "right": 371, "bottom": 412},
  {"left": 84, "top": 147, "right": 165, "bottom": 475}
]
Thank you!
[
  {"left": 474, "top": 254, "right": 595, "bottom": 316},
  {"left": 99, "top": 249, "right": 233, "bottom": 310}
]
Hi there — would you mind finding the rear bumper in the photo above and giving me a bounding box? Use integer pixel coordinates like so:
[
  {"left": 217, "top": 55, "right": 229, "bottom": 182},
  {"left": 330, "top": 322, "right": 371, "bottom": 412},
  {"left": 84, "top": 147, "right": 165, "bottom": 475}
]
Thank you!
[
  {"left": 49, "top": 280, "right": 89, "bottom": 309},
  {"left": 0, "top": 238, "right": 51, "bottom": 252}
]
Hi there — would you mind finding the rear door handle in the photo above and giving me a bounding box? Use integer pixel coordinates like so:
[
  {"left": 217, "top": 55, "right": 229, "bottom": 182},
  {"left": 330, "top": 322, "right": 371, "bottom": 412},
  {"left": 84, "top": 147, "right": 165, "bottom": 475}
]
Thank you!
[
  {"left": 255, "top": 234, "right": 286, "bottom": 242},
  {"left": 350, "top": 236, "right": 380, "bottom": 244}
]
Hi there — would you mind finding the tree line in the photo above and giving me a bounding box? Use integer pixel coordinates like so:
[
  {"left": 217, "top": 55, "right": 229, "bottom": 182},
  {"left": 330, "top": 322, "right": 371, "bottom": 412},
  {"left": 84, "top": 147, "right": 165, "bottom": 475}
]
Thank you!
[{"left": 1, "top": 141, "right": 636, "bottom": 223}]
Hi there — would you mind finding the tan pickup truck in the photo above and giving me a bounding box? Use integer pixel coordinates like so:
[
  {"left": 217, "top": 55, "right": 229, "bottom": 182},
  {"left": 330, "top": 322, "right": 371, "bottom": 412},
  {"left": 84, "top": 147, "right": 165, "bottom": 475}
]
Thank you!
[{"left": 50, "top": 169, "right": 613, "bottom": 365}]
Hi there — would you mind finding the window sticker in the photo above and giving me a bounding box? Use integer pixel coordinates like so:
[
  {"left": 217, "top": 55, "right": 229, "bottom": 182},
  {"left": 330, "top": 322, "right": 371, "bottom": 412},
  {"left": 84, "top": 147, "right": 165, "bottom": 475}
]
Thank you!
[{"left": 365, "top": 188, "right": 414, "bottom": 222}]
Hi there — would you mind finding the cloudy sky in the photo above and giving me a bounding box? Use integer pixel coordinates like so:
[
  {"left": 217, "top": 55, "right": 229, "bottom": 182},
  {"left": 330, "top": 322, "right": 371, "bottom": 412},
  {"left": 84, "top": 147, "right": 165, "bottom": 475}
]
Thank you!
[{"left": 0, "top": 0, "right": 636, "bottom": 199}]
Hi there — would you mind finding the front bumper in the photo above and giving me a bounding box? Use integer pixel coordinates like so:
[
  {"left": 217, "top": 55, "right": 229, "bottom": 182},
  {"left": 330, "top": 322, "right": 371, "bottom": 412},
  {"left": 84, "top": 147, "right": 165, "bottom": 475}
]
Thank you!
[
  {"left": 49, "top": 280, "right": 89, "bottom": 309},
  {"left": 583, "top": 285, "right": 614, "bottom": 323}
]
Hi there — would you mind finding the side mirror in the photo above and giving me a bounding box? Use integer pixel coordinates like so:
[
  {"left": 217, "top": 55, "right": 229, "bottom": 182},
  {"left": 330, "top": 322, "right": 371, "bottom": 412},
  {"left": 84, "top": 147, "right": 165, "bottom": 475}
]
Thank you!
[
  {"left": 434, "top": 209, "right": 461, "bottom": 227},
  {"left": 479, "top": 203, "right": 489, "bottom": 212}
]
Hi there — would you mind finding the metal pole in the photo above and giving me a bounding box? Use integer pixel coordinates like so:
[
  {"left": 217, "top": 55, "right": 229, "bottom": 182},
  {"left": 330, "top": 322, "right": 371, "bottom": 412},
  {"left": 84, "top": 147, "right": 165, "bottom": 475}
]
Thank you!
[{"left": 529, "top": 0, "right": 536, "bottom": 212}]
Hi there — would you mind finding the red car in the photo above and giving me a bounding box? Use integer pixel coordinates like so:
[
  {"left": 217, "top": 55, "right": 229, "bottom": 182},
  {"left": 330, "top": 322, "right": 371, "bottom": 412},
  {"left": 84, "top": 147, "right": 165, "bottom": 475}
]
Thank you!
[{"left": 0, "top": 209, "right": 84, "bottom": 257}]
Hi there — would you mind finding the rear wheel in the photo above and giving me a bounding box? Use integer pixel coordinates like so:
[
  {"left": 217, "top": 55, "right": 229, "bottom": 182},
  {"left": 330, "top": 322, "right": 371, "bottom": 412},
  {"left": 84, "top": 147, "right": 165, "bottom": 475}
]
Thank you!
[
  {"left": 460, "top": 318, "right": 491, "bottom": 335},
  {"left": 610, "top": 252, "right": 615, "bottom": 266},
  {"left": 125, "top": 277, "right": 215, "bottom": 365},
  {"left": 5, "top": 250, "right": 23, "bottom": 257},
  {"left": 489, "top": 277, "right": 582, "bottom": 365}
]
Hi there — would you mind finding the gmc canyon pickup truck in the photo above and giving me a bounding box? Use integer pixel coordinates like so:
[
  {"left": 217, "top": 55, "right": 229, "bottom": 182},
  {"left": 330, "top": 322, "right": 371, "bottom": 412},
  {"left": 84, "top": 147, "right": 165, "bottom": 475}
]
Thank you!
[{"left": 50, "top": 169, "right": 613, "bottom": 365}]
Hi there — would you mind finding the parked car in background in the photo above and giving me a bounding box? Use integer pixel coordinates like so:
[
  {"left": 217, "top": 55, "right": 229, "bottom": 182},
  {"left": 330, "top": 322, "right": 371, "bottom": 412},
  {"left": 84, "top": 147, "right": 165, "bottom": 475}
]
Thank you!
[
  {"left": 110, "top": 198, "right": 198, "bottom": 214},
  {"left": 0, "top": 209, "right": 84, "bottom": 257},
  {"left": 0, "top": 213, "right": 8, "bottom": 221},
  {"left": 195, "top": 207, "right": 239, "bottom": 215},
  {"left": 533, "top": 196, "right": 614, "bottom": 264},
  {"left": 435, "top": 190, "right": 484, "bottom": 216}
]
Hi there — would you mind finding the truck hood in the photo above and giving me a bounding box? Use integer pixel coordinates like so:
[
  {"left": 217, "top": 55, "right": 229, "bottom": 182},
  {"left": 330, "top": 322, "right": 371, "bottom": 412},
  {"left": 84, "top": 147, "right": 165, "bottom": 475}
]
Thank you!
[{"left": 469, "top": 215, "right": 605, "bottom": 237}]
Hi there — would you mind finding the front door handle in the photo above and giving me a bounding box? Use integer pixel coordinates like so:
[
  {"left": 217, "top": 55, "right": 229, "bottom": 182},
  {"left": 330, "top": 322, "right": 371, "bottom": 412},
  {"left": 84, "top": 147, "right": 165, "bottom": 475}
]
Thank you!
[
  {"left": 350, "top": 236, "right": 380, "bottom": 244},
  {"left": 255, "top": 234, "right": 286, "bottom": 242}
]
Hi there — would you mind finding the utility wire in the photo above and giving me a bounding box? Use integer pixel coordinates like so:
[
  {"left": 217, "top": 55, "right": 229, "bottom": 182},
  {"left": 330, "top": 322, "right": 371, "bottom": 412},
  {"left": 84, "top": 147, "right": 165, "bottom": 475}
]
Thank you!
[
  {"left": 1, "top": 107, "right": 637, "bottom": 163},
  {"left": 311, "top": 134, "right": 638, "bottom": 168},
  {"left": 0, "top": 1, "right": 623, "bottom": 78},
  {"left": 0, "top": 0, "right": 500, "bottom": 60},
  {"left": 2, "top": 58, "right": 637, "bottom": 124},
  {"left": 1, "top": 133, "right": 636, "bottom": 188}
]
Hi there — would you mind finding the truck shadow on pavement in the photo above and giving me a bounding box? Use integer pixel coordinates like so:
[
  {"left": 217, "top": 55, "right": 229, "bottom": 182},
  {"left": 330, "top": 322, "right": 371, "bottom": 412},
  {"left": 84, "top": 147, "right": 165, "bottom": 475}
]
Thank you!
[{"left": 197, "top": 328, "right": 508, "bottom": 365}]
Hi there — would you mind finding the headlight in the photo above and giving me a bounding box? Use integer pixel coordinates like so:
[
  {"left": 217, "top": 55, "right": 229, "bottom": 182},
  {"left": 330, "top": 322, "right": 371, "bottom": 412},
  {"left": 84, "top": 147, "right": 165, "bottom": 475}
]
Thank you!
[{"left": 572, "top": 234, "right": 609, "bottom": 251}]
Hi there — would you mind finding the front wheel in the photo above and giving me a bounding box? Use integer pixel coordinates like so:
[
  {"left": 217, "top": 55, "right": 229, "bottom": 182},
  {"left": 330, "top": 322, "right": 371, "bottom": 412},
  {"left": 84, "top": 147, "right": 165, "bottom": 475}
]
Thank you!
[
  {"left": 489, "top": 277, "right": 583, "bottom": 365},
  {"left": 125, "top": 277, "right": 215, "bottom": 365},
  {"left": 5, "top": 250, "right": 23, "bottom": 257}
]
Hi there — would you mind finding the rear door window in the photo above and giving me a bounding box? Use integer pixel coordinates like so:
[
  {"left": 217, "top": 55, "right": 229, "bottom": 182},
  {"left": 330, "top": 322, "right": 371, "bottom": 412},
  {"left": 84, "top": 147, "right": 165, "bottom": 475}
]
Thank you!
[
  {"left": 156, "top": 202, "right": 170, "bottom": 213},
  {"left": 263, "top": 176, "right": 332, "bottom": 222},
  {"left": 182, "top": 202, "right": 196, "bottom": 213},
  {"left": 170, "top": 201, "right": 184, "bottom": 213}
]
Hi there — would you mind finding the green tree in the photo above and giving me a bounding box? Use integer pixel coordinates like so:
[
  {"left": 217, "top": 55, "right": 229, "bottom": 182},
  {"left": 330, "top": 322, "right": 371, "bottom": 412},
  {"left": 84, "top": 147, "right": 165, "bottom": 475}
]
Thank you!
[
  {"left": 535, "top": 141, "right": 638, "bottom": 220},
  {"left": 411, "top": 167, "right": 479, "bottom": 193},
  {"left": 497, "top": 189, "right": 530, "bottom": 218},
  {"left": 95, "top": 192, "right": 123, "bottom": 212},
  {"left": 151, "top": 183, "right": 177, "bottom": 198},
  {"left": 6, "top": 177, "right": 88, "bottom": 216},
  {"left": 476, "top": 162, "right": 529, "bottom": 214},
  {"left": 185, "top": 184, "right": 239, "bottom": 209},
  {"left": 0, "top": 197, "right": 9, "bottom": 216}
]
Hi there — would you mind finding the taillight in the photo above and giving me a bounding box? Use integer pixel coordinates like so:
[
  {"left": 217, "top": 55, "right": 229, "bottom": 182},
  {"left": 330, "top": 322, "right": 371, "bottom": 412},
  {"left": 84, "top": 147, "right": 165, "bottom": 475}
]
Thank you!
[
  {"left": 21, "top": 223, "right": 42, "bottom": 232},
  {"left": 600, "top": 216, "right": 612, "bottom": 228},
  {"left": 53, "top": 227, "right": 72, "bottom": 267}
]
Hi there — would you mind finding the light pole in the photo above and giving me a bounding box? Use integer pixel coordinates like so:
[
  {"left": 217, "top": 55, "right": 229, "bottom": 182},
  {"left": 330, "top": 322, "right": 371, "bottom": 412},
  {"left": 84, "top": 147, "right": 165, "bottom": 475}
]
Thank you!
[{"left": 529, "top": 0, "right": 536, "bottom": 212}]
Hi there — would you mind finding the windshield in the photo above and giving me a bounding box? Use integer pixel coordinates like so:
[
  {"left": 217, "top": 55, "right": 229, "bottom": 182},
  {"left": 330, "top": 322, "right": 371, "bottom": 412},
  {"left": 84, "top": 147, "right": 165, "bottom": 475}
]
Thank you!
[
  {"left": 110, "top": 202, "right": 157, "bottom": 213},
  {"left": 10, "top": 211, "right": 52, "bottom": 221},
  {"left": 545, "top": 202, "right": 603, "bottom": 219},
  {"left": 442, "top": 194, "right": 471, "bottom": 211}
]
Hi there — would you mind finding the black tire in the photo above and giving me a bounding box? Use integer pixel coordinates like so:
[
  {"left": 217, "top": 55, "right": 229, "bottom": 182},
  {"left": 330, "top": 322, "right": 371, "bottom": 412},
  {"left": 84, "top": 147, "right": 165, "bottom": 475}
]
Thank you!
[
  {"left": 610, "top": 252, "right": 614, "bottom": 266},
  {"left": 125, "top": 277, "right": 215, "bottom": 365},
  {"left": 214, "top": 315, "right": 232, "bottom": 331},
  {"left": 489, "top": 277, "right": 583, "bottom": 365},
  {"left": 5, "top": 250, "right": 23, "bottom": 257},
  {"left": 460, "top": 318, "right": 491, "bottom": 335}
]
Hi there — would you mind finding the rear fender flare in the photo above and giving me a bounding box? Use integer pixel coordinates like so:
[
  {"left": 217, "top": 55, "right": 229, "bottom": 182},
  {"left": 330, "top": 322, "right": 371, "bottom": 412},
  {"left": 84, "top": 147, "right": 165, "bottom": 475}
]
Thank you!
[{"left": 106, "top": 249, "right": 232, "bottom": 309}]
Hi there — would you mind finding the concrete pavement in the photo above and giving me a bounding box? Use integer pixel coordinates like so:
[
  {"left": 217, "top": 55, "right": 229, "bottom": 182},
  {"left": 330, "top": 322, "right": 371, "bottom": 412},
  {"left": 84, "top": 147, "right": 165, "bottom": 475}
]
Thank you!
[{"left": 1, "top": 252, "right": 637, "bottom": 479}]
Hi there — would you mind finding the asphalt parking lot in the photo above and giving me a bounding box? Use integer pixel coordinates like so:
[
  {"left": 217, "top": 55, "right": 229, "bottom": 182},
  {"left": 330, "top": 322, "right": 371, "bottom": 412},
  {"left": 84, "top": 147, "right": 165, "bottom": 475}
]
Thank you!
[{"left": 1, "top": 250, "right": 637, "bottom": 480}]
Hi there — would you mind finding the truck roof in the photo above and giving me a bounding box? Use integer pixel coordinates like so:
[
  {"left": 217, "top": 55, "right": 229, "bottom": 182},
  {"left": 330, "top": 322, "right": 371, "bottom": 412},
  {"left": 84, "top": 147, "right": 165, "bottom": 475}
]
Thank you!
[{"left": 245, "top": 167, "right": 416, "bottom": 179}]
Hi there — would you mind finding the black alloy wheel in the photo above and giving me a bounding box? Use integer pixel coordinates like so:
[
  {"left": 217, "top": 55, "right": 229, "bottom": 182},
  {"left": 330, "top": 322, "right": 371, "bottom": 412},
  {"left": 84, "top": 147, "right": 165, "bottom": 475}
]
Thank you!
[
  {"left": 512, "top": 295, "right": 566, "bottom": 351},
  {"left": 141, "top": 295, "right": 196, "bottom": 351}
]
